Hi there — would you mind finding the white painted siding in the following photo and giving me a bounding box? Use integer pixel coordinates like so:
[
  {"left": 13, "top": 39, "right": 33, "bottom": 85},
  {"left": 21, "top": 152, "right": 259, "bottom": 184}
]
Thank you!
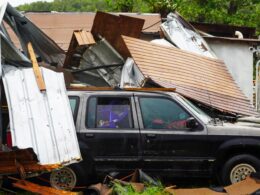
[{"left": 207, "top": 40, "right": 253, "bottom": 102}]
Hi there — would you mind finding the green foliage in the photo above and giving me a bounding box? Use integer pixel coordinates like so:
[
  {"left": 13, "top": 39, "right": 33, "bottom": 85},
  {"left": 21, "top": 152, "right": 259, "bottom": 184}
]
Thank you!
[
  {"left": 18, "top": 0, "right": 108, "bottom": 12},
  {"left": 112, "top": 181, "right": 170, "bottom": 195},
  {"left": 104, "top": 0, "right": 150, "bottom": 12},
  {"left": 105, "top": 0, "right": 134, "bottom": 12},
  {"left": 143, "top": 0, "right": 177, "bottom": 16},
  {"left": 16, "top": 0, "right": 260, "bottom": 34},
  {"left": 177, "top": 0, "right": 260, "bottom": 34}
]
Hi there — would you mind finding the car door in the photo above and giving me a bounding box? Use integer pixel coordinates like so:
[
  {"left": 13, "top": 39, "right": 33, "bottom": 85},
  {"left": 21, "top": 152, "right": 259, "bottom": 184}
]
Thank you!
[
  {"left": 135, "top": 94, "right": 211, "bottom": 177},
  {"left": 78, "top": 93, "right": 141, "bottom": 174}
]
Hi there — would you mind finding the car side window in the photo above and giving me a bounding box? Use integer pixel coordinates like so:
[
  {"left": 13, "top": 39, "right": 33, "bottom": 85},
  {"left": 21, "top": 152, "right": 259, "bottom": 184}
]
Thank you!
[
  {"left": 139, "top": 97, "right": 191, "bottom": 130},
  {"left": 68, "top": 96, "right": 79, "bottom": 122},
  {"left": 87, "top": 97, "right": 133, "bottom": 129}
]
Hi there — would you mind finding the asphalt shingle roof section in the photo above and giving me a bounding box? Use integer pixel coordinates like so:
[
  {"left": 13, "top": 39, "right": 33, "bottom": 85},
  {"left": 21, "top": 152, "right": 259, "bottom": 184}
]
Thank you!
[
  {"left": 7, "top": 12, "right": 161, "bottom": 51},
  {"left": 122, "top": 35, "right": 256, "bottom": 116}
]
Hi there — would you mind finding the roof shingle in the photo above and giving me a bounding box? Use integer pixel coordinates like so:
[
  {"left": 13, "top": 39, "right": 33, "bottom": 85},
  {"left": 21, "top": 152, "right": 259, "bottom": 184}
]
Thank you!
[{"left": 122, "top": 35, "right": 256, "bottom": 116}]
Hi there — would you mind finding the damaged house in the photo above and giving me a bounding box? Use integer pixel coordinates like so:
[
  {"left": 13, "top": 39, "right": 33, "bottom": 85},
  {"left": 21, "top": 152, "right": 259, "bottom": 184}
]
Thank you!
[
  {"left": 1, "top": 2, "right": 257, "bottom": 171},
  {"left": 55, "top": 11, "right": 257, "bottom": 119},
  {"left": 0, "top": 2, "right": 260, "bottom": 192}
]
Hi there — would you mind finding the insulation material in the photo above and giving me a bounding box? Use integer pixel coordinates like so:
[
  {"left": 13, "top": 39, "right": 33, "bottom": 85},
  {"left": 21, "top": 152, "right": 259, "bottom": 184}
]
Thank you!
[{"left": 3, "top": 65, "right": 81, "bottom": 165}]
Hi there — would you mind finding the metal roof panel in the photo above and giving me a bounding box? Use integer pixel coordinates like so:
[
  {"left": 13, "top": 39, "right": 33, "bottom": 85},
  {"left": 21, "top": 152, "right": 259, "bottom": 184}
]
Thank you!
[{"left": 3, "top": 65, "right": 81, "bottom": 165}]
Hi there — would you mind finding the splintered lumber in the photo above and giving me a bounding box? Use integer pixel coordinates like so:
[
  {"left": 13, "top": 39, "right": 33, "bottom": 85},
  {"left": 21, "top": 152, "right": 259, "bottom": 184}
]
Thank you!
[
  {"left": 27, "top": 42, "right": 46, "bottom": 91},
  {"left": 0, "top": 148, "right": 60, "bottom": 176},
  {"left": 12, "top": 178, "right": 80, "bottom": 195},
  {"left": 68, "top": 86, "right": 176, "bottom": 92}
]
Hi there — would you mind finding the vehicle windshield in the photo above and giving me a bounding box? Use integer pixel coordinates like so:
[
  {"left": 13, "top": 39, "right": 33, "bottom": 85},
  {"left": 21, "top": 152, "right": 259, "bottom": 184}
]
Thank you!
[{"left": 176, "top": 94, "right": 212, "bottom": 124}]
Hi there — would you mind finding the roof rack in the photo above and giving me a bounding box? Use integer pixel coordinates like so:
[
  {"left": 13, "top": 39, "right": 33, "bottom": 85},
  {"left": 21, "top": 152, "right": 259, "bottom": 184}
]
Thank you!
[{"left": 67, "top": 86, "right": 176, "bottom": 92}]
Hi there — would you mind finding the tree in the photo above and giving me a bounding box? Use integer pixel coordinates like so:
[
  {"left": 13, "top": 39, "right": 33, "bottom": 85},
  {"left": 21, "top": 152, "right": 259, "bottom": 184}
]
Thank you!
[
  {"left": 143, "top": 0, "right": 177, "bottom": 17},
  {"left": 17, "top": 0, "right": 260, "bottom": 34},
  {"left": 177, "top": 0, "right": 260, "bottom": 33},
  {"left": 17, "top": 0, "right": 108, "bottom": 12},
  {"left": 105, "top": 0, "right": 134, "bottom": 12}
]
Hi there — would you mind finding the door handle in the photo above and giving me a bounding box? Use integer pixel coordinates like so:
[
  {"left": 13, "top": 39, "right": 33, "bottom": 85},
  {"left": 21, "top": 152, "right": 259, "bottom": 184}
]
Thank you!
[
  {"left": 146, "top": 134, "right": 156, "bottom": 139},
  {"left": 85, "top": 133, "right": 94, "bottom": 138}
]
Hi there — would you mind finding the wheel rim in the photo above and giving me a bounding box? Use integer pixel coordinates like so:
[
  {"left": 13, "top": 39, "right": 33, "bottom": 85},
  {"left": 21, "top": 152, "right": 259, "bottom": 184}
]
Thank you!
[
  {"left": 50, "top": 167, "right": 77, "bottom": 191},
  {"left": 230, "top": 163, "right": 256, "bottom": 184}
]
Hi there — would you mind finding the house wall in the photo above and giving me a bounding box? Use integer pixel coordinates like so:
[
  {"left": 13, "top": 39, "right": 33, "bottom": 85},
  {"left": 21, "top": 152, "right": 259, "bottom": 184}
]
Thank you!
[{"left": 206, "top": 40, "right": 253, "bottom": 102}]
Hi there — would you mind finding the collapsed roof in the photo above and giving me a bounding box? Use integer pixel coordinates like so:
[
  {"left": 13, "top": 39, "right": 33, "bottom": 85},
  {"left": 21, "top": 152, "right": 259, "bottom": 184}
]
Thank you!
[
  {"left": 2, "top": 3, "right": 256, "bottom": 117},
  {"left": 122, "top": 36, "right": 256, "bottom": 116},
  {"left": 61, "top": 11, "right": 256, "bottom": 116},
  {"left": 6, "top": 12, "right": 161, "bottom": 51}
]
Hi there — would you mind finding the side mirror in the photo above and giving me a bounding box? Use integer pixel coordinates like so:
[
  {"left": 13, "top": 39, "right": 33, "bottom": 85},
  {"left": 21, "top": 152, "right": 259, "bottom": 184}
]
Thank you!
[{"left": 186, "top": 117, "right": 199, "bottom": 130}]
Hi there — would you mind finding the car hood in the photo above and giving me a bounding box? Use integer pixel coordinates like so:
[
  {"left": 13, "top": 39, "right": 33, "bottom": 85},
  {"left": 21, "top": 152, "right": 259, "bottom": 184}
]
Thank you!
[
  {"left": 237, "top": 116, "right": 260, "bottom": 124},
  {"left": 207, "top": 120, "right": 260, "bottom": 136}
]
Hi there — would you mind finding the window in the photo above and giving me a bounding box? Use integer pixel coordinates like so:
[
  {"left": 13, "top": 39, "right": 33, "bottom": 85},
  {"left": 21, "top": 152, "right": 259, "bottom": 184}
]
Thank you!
[
  {"left": 69, "top": 96, "right": 79, "bottom": 121},
  {"left": 87, "top": 97, "right": 133, "bottom": 129},
  {"left": 139, "top": 97, "right": 191, "bottom": 130}
]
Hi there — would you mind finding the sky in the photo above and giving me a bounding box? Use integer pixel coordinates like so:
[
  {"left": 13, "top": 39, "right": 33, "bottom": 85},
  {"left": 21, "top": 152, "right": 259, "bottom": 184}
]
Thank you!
[{"left": 8, "top": 0, "right": 54, "bottom": 7}]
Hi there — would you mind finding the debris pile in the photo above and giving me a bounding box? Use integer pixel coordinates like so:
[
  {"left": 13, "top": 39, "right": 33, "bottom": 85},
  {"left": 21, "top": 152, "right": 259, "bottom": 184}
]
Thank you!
[
  {"left": 0, "top": 1, "right": 260, "bottom": 194},
  {"left": 62, "top": 11, "right": 256, "bottom": 118},
  {"left": 87, "top": 170, "right": 260, "bottom": 195}
]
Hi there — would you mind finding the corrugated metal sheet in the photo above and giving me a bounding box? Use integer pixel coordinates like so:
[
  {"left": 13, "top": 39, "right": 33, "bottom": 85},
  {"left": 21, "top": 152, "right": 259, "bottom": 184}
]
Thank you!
[
  {"left": 1, "top": 3, "right": 65, "bottom": 67},
  {"left": 2, "top": 65, "right": 81, "bottom": 165},
  {"left": 122, "top": 36, "right": 256, "bottom": 116},
  {"left": 79, "top": 38, "right": 124, "bottom": 86},
  {"left": 161, "top": 12, "right": 216, "bottom": 58},
  {"left": 0, "top": 2, "right": 31, "bottom": 69},
  {"left": 0, "top": 1, "right": 7, "bottom": 24},
  {"left": 6, "top": 12, "right": 161, "bottom": 50}
]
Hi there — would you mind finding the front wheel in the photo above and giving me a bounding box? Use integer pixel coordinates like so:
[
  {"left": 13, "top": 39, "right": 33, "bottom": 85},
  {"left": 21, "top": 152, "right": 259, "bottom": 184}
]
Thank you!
[
  {"left": 50, "top": 167, "right": 77, "bottom": 191},
  {"left": 220, "top": 154, "right": 260, "bottom": 185}
]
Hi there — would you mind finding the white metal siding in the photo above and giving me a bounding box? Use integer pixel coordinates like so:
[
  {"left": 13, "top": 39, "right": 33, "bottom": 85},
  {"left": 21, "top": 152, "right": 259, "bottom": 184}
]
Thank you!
[{"left": 3, "top": 65, "right": 81, "bottom": 165}]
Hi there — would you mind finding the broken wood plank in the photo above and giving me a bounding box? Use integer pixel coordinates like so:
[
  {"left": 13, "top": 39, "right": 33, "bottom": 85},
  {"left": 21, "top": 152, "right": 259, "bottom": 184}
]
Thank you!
[
  {"left": 64, "top": 30, "right": 96, "bottom": 68},
  {"left": 27, "top": 42, "right": 46, "bottom": 91},
  {"left": 68, "top": 86, "right": 176, "bottom": 92},
  {"left": 11, "top": 178, "right": 79, "bottom": 195}
]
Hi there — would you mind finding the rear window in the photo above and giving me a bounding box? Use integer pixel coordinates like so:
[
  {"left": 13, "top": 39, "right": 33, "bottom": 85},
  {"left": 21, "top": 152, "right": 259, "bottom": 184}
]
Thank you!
[
  {"left": 68, "top": 96, "right": 79, "bottom": 122},
  {"left": 86, "top": 97, "right": 133, "bottom": 129}
]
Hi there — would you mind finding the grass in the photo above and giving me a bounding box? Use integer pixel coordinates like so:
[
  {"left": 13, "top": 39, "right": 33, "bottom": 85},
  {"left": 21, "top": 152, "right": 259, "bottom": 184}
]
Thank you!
[{"left": 112, "top": 181, "right": 171, "bottom": 195}]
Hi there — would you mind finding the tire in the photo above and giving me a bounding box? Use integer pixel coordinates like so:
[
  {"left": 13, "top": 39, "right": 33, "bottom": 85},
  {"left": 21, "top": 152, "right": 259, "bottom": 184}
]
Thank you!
[
  {"left": 50, "top": 161, "right": 96, "bottom": 191},
  {"left": 220, "top": 154, "right": 260, "bottom": 186},
  {"left": 50, "top": 167, "right": 77, "bottom": 191}
]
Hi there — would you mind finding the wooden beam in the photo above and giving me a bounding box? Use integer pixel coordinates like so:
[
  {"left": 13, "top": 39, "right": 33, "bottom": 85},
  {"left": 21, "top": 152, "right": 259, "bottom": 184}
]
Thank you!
[
  {"left": 27, "top": 42, "right": 46, "bottom": 91},
  {"left": 67, "top": 86, "right": 176, "bottom": 92},
  {"left": 12, "top": 179, "right": 79, "bottom": 195}
]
